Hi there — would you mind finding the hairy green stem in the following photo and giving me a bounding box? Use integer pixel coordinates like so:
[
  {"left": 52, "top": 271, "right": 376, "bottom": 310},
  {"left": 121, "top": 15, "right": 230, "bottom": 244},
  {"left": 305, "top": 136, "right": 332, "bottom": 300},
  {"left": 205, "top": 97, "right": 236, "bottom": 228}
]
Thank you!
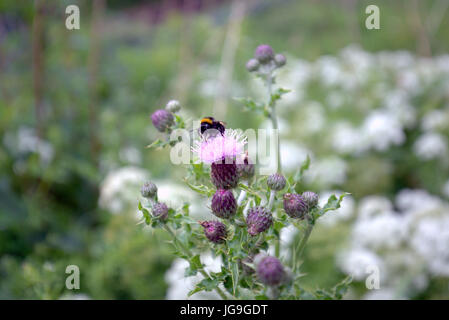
[
  {"left": 267, "top": 190, "right": 276, "bottom": 211},
  {"left": 266, "top": 73, "right": 282, "bottom": 258},
  {"left": 292, "top": 221, "right": 314, "bottom": 273},
  {"left": 237, "top": 180, "right": 248, "bottom": 206},
  {"left": 267, "top": 74, "right": 282, "bottom": 174},
  {"left": 163, "top": 225, "right": 228, "bottom": 300}
]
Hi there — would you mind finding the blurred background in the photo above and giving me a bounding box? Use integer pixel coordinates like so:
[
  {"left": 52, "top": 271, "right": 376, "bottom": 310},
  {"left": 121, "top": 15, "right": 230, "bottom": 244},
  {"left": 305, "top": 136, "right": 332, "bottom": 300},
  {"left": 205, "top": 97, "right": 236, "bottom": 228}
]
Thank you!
[{"left": 1, "top": 0, "right": 449, "bottom": 299}]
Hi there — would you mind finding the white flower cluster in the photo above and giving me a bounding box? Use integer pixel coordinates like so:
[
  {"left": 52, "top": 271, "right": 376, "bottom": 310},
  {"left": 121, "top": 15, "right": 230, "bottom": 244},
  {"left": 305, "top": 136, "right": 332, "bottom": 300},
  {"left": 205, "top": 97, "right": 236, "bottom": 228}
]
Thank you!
[
  {"left": 269, "top": 45, "right": 449, "bottom": 158},
  {"left": 98, "top": 166, "right": 207, "bottom": 217},
  {"left": 99, "top": 166, "right": 150, "bottom": 214},
  {"left": 3, "top": 126, "right": 55, "bottom": 172},
  {"left": 165, "top": 254, "right": 225, "bottom": 300},
  {"left": 338, "top": 189, "right": 449, "bottom": 299}
]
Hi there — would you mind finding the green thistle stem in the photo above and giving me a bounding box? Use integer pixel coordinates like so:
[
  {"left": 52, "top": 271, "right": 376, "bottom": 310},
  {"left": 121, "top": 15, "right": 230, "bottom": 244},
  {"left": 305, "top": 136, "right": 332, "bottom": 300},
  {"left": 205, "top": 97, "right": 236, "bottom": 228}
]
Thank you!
[
  {"left": 266, "top": 73, "right": 282, "bottom": 258},
  {"left": 292, "top": 221, "right": 314, "bottom": 273},
  {"left": 237, "top": 180, "right": 248, "bottom": 206},
  {"left": 267, "top": 190, "right": 276, "bottom": 211}
]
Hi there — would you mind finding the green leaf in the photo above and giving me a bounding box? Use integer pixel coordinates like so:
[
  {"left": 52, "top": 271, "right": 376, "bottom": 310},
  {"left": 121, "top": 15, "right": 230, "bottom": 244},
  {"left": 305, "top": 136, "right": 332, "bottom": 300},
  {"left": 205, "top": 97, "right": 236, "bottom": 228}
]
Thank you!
[
  {"left": 287, "top": 155, "right": 311, "bottom": 191},
  {"left": 269, "top": 88, "right": 291, "bottom": 107},
  {"left": 184, "top": 254, "right": 202, "bottom": 277},
  {"left": 181, "top": 203, "right": 190, "bottom": 215},
  {"left": 187, "top": 286, "right": 204, "bottom": 297},
  {"left": 190, "top": 254, "right": 202, "bottom": 270},
  {"left": 332, "top": 275, "right": 352, "bottom": 299},
  {"left": 314, "top": 276, "right": 352, "bottom": 300},
  {"left": 145, "top": 139, "right": 166, "bottom": 149},
  {"left": 199, "top": 278, "right": 219, "bottom": 291},
  {"left": 234, "top": 97, "right": 264, "bottom": 114},
  {"left": 318, "top": 192, "right": 351, "bottom": 217},
  {"left": 238, "top": 183, "right": 264, "bottom": 201},
  {"left": 184, "top": 180, "right": 214, "bottom": 196},
  {"left": 184, "top": 266, "right": 198, "bottom": 277},
  {"left": 173, "top": 114, "right": 185, "bottom": 129},
  {"left": 138, "top": 201, "right": 152, "bottom": 225},
  {"left": 295, "top": 155, "right": 311, "bottom": 182},
  {"left": 273, "top": 220, "right": 286, "bottom": 232},
  {"left": 187, "top": 162, "right": 210, "bottom": 182}
]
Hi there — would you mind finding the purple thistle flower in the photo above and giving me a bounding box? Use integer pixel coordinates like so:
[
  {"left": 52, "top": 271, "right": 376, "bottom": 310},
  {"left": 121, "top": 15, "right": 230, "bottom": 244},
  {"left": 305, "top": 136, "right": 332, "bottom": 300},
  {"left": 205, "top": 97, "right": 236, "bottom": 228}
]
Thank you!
[
  {"left": 255, "top": 44, "right": 274, "bottom": 63},
  {"left": 152, "top": 202, "right": 169, "bottom": 221},
  {"left": 211, "top": 189, "right": 237, "bottom": 219},
  {"left": 302, "top": 191, "right": 319, "bottom": 208},
  {"left": 200, "top": 221, "right": 227, "bottom": 243},
  {"left": 283, "top": 193, "right": 308, "bottom": 219},
  {"left": 192, "top": 129, "right": 246, "bottom": 164},
  {"left": 151, "top": 109, "right": 174, "bottom": 132},
  {"left": 267, "top": 173, "right": 286, "bottom": 191},
  {"left": 246, "top": 206, "right": 273, "bottom": 236},
  {"left": 256, "top": 256, "right": 285, "bottom": 286}
]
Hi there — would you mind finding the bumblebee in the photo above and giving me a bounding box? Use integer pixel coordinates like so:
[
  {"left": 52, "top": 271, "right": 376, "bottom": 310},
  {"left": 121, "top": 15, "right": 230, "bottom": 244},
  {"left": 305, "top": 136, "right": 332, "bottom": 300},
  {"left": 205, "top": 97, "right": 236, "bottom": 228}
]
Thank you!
[{"left": 200, "top": 117, "right": 226, "bottom": 136}]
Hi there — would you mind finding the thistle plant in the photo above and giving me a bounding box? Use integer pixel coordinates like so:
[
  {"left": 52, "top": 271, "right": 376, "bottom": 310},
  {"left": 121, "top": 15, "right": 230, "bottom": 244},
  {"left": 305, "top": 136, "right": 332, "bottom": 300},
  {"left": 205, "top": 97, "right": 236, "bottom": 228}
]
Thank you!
[{"left": 139, "top": 45, "right": 350, "bottom": 300}]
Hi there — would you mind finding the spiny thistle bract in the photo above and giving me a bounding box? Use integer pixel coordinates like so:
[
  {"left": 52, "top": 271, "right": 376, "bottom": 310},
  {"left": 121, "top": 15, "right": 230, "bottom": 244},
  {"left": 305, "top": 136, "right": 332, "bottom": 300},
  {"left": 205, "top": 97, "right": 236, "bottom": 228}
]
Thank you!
[
  {"left": 152, "top": 202, "right": 169, "bottom": 221},
  {"left": 302, "top": 191, "right": 319, "bottom": 208},
  {"left": 267, "top": 173, "right": 286, "bottom": 191},
  {"left": 210, "top": 160, "right": 239, "bottom": 190},
  {"left": 200, "top": 221, "right": 227, "bottom": 244},
  {"left": 283, "top": 193, "right": 309, "bottom": 219},
  {"left": 140, "top": 44, "right": 350, "bottom": 300},
  {"left": 211, "top": 188, "right": 237, "bottom": 219},
  {"left": 246, "top": 206, "right": 273, "bottom": 236},
  {"left": 141, "top": 181, "right": 157, "bottom": 199}
]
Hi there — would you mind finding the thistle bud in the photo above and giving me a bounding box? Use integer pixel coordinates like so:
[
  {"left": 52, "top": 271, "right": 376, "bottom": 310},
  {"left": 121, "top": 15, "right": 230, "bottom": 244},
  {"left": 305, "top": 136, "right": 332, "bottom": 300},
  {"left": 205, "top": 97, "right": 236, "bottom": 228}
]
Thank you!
[
  {"left": 267, "top": 173, "right": 286, "bottom": 191},
  {"left": 283, "top": 193, "right": 308, "bottom": 219},
  {"left": 211, "top": 160, "right": 239, "bottom": 189},
  {"left": 274, "top": 54, "right": 287, "bottom": 67},
  {"left": 141, "top": 181, "right": 158, "bottom": 199},
  {"left": 256, "top": 256, "right": 285, "bottom": 286},
  {"left": 165, "top": 100, "right": 181, "bottom": 113},
  {"left": 246, "top": 206, "right": 273, "bottom": 236},
  {"left": 200, "top": 221, "right": 227, "bottom": 244},
  {"left": 211, "top": 189, "right": 237, "bottom": 219},
  {"left": 302, "top": 191, "right": 319, "bottom": 209},
  {"left": 255, "top": 44, "right": 274, "bottom": 64},
  {"left": 151, "top": 109, "right": 174, "bottom": 132},
  {"left": 152, "top": 202, "right": 169, "bottom": 221},
  {"left": 245, "top": 58, "right": 260, "bottom": 72}
]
